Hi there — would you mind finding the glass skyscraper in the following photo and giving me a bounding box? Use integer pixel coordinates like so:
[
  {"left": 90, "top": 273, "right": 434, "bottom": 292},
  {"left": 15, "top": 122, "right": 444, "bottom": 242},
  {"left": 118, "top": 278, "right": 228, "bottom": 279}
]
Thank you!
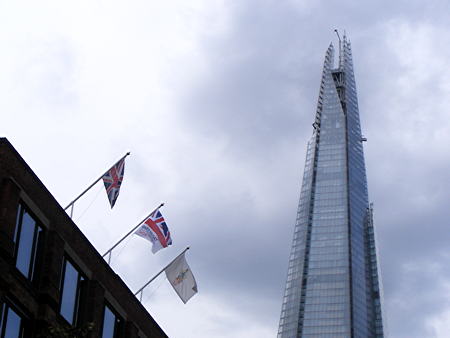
[{"left": 277, "top": 35, "right": 384, "bottom": 337}]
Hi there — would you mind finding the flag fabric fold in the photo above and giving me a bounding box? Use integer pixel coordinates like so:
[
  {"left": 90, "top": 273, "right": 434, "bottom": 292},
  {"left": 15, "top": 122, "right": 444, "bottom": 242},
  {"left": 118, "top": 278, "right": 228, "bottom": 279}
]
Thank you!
[
  {"left": 165, "top": 252, "right": 198, "bottom": 304},
  {"left": 102, "top": 158, "right": 126, "bottom": 208},
  {"left": 135, "top": 209, "right": 172, "bottom": 253}
]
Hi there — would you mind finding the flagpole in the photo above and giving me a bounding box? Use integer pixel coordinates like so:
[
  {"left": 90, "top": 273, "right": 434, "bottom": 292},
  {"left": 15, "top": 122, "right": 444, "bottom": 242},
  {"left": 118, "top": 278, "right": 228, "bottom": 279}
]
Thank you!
[
  {"left": 102, "top": 203, "right": 164, "bottom": 264},
  {"left": 64, "top": 152, "right": 131, "bottom": 211},
  {"left": 134, "top": 247, "right": 190, "bottom": 298}
]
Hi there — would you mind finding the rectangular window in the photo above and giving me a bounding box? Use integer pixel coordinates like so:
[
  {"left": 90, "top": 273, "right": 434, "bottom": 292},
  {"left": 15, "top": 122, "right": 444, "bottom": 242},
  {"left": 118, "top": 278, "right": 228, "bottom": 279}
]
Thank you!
[
  {"left": 0, "top": 302, "right": 27, "bottom": 338},
  {"left": 59, "top": 258, "right": 85, "bottom": 325},
  {"left": 101, "top": 304, "right": 123, "bottom": 338},
  {"left": 14, "top": 203, "right": 44, "bottom": 282}
]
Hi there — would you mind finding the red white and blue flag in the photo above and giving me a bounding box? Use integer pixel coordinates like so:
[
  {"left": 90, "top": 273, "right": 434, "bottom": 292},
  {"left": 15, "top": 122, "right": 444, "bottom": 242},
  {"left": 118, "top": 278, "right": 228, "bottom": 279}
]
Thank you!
[
  {"left": 135, "top": 209, "right": 172, "bottom": 253},
  {"left": 102, "top": 158, "right": 125, "bottom": 208}
]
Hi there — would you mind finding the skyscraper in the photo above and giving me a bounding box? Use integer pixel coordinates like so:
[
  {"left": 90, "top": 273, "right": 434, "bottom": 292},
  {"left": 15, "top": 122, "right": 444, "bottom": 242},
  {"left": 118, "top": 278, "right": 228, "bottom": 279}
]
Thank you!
[{"left": 277, "top": 34, "right": 384, "bottom": 337}]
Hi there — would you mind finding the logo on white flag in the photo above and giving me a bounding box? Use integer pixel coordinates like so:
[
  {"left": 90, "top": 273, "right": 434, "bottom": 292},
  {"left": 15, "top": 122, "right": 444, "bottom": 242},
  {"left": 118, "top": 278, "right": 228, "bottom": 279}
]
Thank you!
[
  {"left": 173, "top": 269, "right": 190, "bottom": 285},
  {"left": 165, "top": 252, "right": 198, "bottom": 303}
]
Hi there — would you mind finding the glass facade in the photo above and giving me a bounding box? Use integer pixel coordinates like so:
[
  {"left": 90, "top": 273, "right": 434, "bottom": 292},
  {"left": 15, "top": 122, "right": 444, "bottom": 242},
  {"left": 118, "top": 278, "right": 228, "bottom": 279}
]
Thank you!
[{"left": 278, "top": 36, "right": 384, "bottom": 337}]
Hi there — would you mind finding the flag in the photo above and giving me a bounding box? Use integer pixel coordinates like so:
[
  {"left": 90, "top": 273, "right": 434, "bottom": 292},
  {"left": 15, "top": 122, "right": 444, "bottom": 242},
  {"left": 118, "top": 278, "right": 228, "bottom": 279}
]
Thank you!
[
  {"left": 102, "top": 158, "right": 126, "bottom": 208},
  {"left": 135, "top": 209, "right": 172, "bottom": 253},
  {"left": 165, "top": 252, "right": 198, "bottom": 303}
]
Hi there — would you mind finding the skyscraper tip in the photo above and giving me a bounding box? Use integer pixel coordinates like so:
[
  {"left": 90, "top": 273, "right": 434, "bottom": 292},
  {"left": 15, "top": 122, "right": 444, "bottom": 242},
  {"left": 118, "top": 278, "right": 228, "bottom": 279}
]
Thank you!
[{"left": 334, "top": 29, "right": 341, "bottom": 42}]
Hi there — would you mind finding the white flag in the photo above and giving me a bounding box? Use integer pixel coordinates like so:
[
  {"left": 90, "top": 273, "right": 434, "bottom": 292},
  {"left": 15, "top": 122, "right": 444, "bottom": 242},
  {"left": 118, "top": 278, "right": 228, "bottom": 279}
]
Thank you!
[{"left": 165, "top": 252, "right": 198, "bottom": 303}]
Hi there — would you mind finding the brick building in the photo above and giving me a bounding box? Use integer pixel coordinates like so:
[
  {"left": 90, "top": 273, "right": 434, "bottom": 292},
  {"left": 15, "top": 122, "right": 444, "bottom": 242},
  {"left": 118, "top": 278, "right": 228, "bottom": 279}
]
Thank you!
[{"left": 0, "top": 138, "right": 167, "bottom": 337}]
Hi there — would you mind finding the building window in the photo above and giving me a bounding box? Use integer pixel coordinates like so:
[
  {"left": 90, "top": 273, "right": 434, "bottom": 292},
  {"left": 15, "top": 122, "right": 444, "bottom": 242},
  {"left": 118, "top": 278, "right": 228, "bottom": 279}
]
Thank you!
[
  {"left": 0, "top": 302, "right": 27, "bottom": 338},
  {"left": 101, "top": 304, "right": 123, "bottom": 338},
  {"left": 14, "top": 203, "right": 44, "bottom": 281},
  {"left": 59, "top": 258, "right": 85, "bottom": 325}
]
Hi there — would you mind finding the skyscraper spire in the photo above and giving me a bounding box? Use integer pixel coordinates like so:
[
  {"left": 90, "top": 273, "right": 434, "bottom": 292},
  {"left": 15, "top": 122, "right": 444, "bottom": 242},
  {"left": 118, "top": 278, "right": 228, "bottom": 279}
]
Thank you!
[
  {"left": 334, "top": 29, "right": 343, "bottom": 69},
  {"left": 277, "top": 35, "right": 384, "bottom": 338}
]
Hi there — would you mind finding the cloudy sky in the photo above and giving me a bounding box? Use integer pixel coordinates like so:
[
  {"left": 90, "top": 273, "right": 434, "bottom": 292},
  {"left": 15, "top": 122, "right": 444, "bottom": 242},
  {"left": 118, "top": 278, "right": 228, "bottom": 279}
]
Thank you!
[{"left": 1, "top": 0, "right": 450, "bottom": 337}]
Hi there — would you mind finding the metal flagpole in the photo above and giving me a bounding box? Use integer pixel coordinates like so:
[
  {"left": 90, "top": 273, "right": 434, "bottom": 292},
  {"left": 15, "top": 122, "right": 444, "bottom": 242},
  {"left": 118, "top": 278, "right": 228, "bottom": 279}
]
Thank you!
[
  {"left": 102, "top": 203, "right": 165, "bottom": 264},
  {"left": 64, "top": 152, "right": 131, "bottom": 213},
  {"left": 134, "top": 247, "right": 190, "bottom": 300}
]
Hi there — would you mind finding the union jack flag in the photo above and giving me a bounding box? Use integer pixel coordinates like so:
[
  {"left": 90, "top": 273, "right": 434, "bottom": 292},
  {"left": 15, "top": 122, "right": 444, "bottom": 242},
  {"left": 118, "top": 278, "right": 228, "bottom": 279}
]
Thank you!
[
  {"left": 135, "top": 209, "right": 172, "bottom": 254},
  {"left": 102, "top": 158, "right": 125, "bottom": 208}
]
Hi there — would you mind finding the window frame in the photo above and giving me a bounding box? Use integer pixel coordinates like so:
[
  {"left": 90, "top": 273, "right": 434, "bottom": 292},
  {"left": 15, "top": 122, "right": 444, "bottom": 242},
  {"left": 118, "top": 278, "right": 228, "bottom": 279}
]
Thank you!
[
  {"left": 0, "top": 300, "right": 28, "bottom": 338},
  {"left": 13, "top": 202, "right": 44, "bottom": 283},
  {"left": 100, "top": 302, "right": 124, "bottom": 338},
  {"left": 58, "top": 257, "right": 86, "bottom": 326}
]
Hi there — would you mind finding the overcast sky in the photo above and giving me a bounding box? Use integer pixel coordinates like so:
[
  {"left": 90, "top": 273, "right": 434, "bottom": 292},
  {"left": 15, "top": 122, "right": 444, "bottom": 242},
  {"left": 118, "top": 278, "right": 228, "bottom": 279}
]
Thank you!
[{"left": 1, "top": 1, "right": 450, "bottom": 337}]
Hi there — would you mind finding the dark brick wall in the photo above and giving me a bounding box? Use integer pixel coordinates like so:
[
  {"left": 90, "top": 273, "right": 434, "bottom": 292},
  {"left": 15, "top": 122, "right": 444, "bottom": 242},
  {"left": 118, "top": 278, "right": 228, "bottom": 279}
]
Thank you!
[
  {"left": 79, "top": 280, "right": 104, "bottom": 337},
  {"left": 37, "top": 230, "right": 65, "bottom": 311},
  {"left": 0, "top": 178, "right": 20, "bottom": 259}
]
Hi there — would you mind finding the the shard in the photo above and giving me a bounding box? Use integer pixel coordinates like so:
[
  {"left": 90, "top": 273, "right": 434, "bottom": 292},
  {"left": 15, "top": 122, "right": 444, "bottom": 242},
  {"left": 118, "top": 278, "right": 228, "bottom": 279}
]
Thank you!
[{"left": 277, "top": 34, "right": 384, "bottom": 337}]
